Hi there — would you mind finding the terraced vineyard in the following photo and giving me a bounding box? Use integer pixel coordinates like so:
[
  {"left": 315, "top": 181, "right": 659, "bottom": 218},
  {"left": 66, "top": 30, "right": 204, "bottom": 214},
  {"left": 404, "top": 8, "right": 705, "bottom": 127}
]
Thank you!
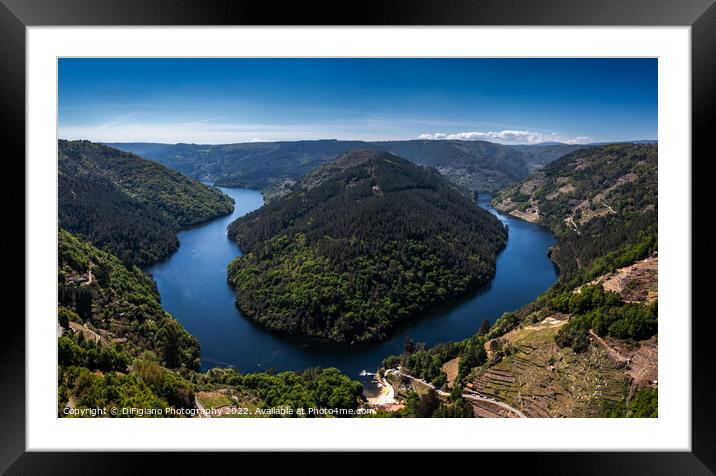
[
  {"left": 473, "top": 320, "right": 628, "bottom": 417},
  {"left": 467, "top": 397, "right": 521, "bottom": 418}
]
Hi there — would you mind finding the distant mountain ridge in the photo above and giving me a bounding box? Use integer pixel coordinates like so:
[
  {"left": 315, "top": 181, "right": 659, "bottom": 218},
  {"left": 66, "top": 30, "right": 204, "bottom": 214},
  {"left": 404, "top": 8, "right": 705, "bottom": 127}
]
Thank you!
[
  {"left": 106, "top": 139, "right": 656, "bottom": 195},
  {"left": 104, "top": 140, "right": 570, "bottom": 194}
]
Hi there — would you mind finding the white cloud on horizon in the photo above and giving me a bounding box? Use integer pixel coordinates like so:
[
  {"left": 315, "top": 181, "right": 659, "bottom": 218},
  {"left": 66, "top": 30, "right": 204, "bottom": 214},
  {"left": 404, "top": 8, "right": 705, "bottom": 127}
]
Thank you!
[{"left": 417, "top": 130, "right": 593, "bottom": 145}]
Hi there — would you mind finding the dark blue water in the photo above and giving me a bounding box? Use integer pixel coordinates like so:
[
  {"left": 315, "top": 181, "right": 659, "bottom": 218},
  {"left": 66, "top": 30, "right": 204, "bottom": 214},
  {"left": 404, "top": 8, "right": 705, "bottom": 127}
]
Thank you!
[{"left": 147, "top": 188, "right": 557, "bottom": 391}]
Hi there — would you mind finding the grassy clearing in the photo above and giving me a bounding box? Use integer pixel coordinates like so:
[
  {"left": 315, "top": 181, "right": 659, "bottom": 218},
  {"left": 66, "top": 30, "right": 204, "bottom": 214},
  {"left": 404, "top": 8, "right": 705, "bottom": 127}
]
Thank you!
[{"left": 196, "top": 391, "right": 233, "bottom": 409}]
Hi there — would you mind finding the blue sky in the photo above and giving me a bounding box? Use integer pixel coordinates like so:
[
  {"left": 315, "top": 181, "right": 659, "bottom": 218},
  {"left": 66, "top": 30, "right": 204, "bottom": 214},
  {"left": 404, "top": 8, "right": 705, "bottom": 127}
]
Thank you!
[{"left": 58, "top": 58, "right": 657, "bottom": 145}]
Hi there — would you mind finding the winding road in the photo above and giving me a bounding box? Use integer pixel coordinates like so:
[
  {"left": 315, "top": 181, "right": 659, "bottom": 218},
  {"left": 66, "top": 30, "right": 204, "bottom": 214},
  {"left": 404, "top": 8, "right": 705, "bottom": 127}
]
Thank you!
[{"left": 388, "top": 368, "right": 527, "bottom": 418}]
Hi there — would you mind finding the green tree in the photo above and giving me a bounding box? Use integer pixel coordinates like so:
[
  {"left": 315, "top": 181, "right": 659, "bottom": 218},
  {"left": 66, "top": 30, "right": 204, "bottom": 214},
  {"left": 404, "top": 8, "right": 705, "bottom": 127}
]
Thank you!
[
  {"left": 627, "top": 387, "right": 657, "bottom": 418},
  {"left": 404, "top": 337, "right": 416, "bottom": 354},
  {"left": 478, "top": 319, "right": 491, "bottom": 336}
]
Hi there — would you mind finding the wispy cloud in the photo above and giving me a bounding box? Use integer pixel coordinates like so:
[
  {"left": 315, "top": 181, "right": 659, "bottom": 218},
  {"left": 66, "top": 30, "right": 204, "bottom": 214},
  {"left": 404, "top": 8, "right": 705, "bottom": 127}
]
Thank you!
[
  {"left": 58, "top": 120, "right": 410, "bottom": 144},
  {"left": 99, "top": 110, "right": 156, "bottom": 129},
  {"left": 178, "top": 115, "right": 227, "bottom": 126},
  {"left": 417, "top": 130, "right": 593, "bottom": 145}
]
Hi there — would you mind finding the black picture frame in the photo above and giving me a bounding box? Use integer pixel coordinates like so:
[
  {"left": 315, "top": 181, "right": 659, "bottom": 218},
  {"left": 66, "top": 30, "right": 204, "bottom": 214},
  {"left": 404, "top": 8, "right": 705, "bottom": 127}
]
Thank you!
[{"left": 3, "top": 0, "right": 713, "bottom": 472}]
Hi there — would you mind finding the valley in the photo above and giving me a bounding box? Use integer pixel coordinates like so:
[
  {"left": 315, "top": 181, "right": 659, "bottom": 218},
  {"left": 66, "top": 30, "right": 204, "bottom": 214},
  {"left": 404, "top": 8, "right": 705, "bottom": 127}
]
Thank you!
[
  {"left": 57, "top": 140, "right": 657, "bottom": 419},
  {"left": 52, "top": 57, "right": 660, "bottom": 423}
]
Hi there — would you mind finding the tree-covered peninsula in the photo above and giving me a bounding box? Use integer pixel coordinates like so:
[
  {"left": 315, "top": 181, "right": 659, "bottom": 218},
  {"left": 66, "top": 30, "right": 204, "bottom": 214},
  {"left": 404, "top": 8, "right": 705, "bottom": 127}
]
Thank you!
[{"left": 227, "top": 150, "right": 507, "bottom": 343}]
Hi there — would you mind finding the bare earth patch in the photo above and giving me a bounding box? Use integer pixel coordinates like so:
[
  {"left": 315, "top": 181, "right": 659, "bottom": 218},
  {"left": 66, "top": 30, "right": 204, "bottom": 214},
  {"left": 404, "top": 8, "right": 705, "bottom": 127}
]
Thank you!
[
  {"left": 366, "top": 375, "right": 397, "bottom": 406},
  {"left": 68, "top": 321, "right": 104, "bottom": 345},
  {"left": 589, "top": 255, "right": 658, "bottom": 303},
  {"left": 509, "top": 208, "right": 540, "bottom": 223},
  {"left": 468, "top": 397, "right": 522, "bottom": 418},
  {"left": 375, "top": 403, "right": 405, "bottom": 413},
  {"left": 591, "top": 333, "right": 658, "bottom": 396},
  {"left": 442, "top": 357, "right": 460, "bottom": 388}
]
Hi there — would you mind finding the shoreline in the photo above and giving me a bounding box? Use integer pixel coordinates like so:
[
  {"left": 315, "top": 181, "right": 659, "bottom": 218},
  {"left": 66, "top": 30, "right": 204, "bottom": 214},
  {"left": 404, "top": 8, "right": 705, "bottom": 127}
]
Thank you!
[{"left": 365, "top": 373, "right": 397, "bottom": 406}]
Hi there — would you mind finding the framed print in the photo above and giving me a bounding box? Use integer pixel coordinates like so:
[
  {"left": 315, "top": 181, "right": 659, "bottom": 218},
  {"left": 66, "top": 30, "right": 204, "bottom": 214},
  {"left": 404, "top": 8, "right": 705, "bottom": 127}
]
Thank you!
[{"left": 3, "top": 0, "right": 714, "bottom": 471}]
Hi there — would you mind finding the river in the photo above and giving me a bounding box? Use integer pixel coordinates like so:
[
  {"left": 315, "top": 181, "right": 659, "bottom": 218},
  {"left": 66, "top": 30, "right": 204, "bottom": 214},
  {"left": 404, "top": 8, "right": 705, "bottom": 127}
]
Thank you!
[{"left": 146, "top": 187, "right": 558, "bottom": 394}]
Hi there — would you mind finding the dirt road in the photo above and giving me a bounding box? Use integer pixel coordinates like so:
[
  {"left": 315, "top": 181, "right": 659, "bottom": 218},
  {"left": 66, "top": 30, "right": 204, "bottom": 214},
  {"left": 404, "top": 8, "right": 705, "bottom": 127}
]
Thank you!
[{"left": 391, "top": 368, "right": 527, "bottom": 418}]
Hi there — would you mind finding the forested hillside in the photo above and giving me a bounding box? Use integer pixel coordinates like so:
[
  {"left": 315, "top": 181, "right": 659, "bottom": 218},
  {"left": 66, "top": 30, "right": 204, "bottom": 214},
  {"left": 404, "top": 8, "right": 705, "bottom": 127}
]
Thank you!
[
  {"left": 108, "top": 139, "right": 584, "bottom": 194},
  {"left": 493, "top": 143, "right": 657, "bottom": 283},
  {"left": 376, "top": 140, "right": 528, "bottom": 192},
  {"left": 57, "top": 229, "right": 366, "bottom": 417},
  {"left": 59, "top": 140, "right": 234, "bottom": 266},
  {"left": 58, "top": 228, "right": 200, "bottom": 369},
  {"left": 227, "top": 150, "right": 507, "bottom": 343},
  {"left": 379, "top": 143, "right": 658, "bottom": 418}
]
